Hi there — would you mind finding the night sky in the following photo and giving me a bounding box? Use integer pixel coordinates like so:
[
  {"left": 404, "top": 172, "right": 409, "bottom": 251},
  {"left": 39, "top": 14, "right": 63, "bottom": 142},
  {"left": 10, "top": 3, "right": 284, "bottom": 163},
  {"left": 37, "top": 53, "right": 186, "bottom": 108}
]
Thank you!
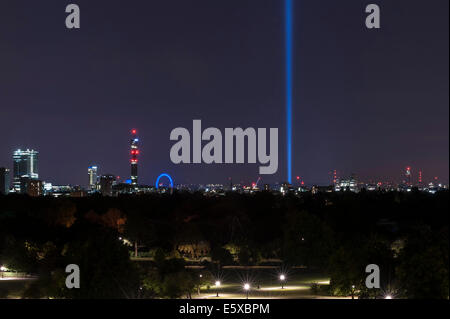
[{"left": 0, "top": 0, "right": 448, "bottom": 187}]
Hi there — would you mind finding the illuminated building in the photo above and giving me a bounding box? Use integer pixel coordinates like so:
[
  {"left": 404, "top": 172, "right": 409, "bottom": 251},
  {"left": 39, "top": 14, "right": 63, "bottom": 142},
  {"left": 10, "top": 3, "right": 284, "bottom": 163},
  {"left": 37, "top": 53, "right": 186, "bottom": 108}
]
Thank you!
[
  {"left": 130, "top": 129, "right": 139, "bottom": 186},
  {"left": 100, "top": 174, "right": 115, "bottom": 196},
  {"left": 0, "top": 167, "right": 10, "bottom": 195},
  {"left": 88, "top": 165, "right": 98, "bottom": 190},
  {"left": 13, "top": 149, "right": 38, "bottom": 193},
  {"left": 27, "top": 180, "right": 43, "bottom": 197},
  {"left": 335, "top": 174, "right": 358, "bottom": 192},
  {"left": 405, "top": 166, "right": 412, "bottom": 186}
]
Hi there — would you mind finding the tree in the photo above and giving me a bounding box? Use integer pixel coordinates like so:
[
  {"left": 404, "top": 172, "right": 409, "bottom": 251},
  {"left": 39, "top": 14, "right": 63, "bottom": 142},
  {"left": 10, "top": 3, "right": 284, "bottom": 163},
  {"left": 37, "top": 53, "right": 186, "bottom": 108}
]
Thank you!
[
  {"left": 23, "top": 226, "right": 141, "bottom": 299},
  {"left": 210, "top": 247, "right": 233, "bottom": 267},
  {"left": 396, "top": 227, "right": 449, "bottom": 299}
]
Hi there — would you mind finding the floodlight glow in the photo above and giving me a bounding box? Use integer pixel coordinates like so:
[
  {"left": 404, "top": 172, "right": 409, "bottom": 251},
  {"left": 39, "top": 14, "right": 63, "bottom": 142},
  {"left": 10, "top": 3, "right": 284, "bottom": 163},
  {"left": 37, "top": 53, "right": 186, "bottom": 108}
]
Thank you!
[
  {"left": 385, "top": 295, "right": 392, "bottom": 299},
  {"left": 0, "top": 266, "right": 7, "bottom": 271},
  {"left": 215, "top": 281, "right": 221, "bottom": 287},
  {"left": 244, "top": 283, "right": 250, "bottom": 291},
  {"left": 280, "top": 275, "right": 286, "bottom": 281}
]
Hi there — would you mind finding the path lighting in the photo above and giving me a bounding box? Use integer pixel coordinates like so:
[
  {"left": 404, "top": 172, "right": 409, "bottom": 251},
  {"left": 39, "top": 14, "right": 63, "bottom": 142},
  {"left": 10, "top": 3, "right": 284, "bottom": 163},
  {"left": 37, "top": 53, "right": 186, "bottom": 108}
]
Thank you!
[
  {"left": 280, "top": 274, "right": 286, "bottom": 289},
  {"left": 215, "top": 281, "right": 221, "bottom": 297},
  {"left": 244, "top": 283, "right": 250, "bottom": 299}
]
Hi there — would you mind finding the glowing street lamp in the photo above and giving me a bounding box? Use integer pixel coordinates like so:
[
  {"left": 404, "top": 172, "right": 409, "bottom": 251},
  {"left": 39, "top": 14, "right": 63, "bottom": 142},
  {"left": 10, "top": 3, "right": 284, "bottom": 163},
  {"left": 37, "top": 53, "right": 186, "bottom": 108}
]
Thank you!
[
  {"left": 279, "top": 274, "right": 286, "bottom": 289},
  {"left": 244, "top": 283, "right": 250, "bottom": 299},
  {"left": 351, "top": 285, "right": 356, "bottom": 299},
  {"left": 385, "top": 295, "right": 393, "bottom": 299},
  {"left": 0, "top": 265, "right": 7, "bottom": 279},
  {"left": 215, "top": 281, "right": 221, "bottom": 297}
]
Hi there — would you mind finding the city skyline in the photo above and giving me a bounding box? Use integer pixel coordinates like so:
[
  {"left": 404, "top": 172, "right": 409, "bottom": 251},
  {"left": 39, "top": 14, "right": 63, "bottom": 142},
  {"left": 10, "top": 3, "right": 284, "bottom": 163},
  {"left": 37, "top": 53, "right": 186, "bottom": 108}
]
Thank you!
[
  {"left": 0, "top": 0, "right": 448, "bottom": 186},
  {"left": 0, "top": 1, "right": 448, "bottom": 304},
  {"left": 1, "top": 142, "right": 447, "bottom": 190}
]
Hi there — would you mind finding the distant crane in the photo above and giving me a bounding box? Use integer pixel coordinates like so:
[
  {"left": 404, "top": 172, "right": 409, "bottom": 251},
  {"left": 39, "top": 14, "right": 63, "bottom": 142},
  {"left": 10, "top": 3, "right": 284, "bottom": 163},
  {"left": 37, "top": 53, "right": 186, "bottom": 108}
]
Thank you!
[{"left": 253, "top": 177, "right": 262, "bottom": 189}]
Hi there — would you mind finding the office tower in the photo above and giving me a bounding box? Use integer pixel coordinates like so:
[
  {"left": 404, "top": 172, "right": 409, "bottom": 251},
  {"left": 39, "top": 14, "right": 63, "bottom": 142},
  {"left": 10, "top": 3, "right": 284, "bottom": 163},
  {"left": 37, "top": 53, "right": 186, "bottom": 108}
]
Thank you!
[
  {"left": 0, "top": 167, "right": 10, "bottom": 195},
  {"left": 13, "top": 149, "right": 39, "bottom": 193},
  {"left": 130, "top": 129, "right": 139, "bottom": 186},
  {"left": 405, "top": 166, "right": 412, "bottom": 186},
  {"left": 100, "top": 174, "right": 115, "bottom": 196},
  {"left": 88, "top": 165, "right": 98, "bottom": 190},
  {"left": 27, "top": 180, "right": 43, "bottom": 197}
]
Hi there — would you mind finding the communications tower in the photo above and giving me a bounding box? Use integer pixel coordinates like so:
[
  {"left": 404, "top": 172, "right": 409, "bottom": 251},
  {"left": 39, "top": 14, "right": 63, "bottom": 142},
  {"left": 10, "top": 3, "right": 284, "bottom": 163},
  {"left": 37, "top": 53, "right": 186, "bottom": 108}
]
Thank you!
[{"left": 130, "top": 129, "right": 139, "bottom": 186}]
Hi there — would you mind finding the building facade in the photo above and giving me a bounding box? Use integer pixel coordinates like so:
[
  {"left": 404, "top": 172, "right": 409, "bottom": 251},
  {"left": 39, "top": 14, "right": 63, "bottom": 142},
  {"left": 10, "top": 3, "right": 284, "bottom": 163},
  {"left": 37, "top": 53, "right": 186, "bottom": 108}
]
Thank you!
[
  {"left": 13, "top": 149, "right": 39, "bottom": 193},
  {"left": 88, "top": 165, "right": 98, "bottom": 191},
  {"left": 0, "top": 167, "right": 10, "bottom": 195},
  {"left": 100, "top": 174, "right": 115, "bottom": 196}
]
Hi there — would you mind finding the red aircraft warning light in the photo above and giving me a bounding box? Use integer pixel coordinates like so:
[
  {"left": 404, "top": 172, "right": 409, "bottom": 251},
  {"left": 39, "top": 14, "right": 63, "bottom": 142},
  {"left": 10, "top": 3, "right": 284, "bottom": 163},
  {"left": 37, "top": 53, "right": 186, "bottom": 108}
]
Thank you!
[{"left": 130, "top": 129, "right": 139, "bottom": 186}]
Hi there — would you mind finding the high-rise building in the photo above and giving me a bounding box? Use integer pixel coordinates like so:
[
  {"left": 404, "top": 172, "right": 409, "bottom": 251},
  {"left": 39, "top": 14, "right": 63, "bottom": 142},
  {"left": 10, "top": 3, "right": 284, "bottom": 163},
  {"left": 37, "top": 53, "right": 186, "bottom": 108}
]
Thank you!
[
  {"left": 27, "top": 179, "right": 43, "bottom": 197},
  {"left": 0, "top": 167, "right": 10, "bottom": 195},
  {"left": 88, "top": 165, "right": 98, "bottom": 190},
  {"left": 13, "top": 149, "right": 39, "bottom": 193},
  {"left": 100, "top": 174, "right": 115, "bottom": 196},
  {"left": 130, "top": 129, "right": 139, "bottom": 186},
  {"left": 405, "top": 166, "right": 412, "bottom": 186}
]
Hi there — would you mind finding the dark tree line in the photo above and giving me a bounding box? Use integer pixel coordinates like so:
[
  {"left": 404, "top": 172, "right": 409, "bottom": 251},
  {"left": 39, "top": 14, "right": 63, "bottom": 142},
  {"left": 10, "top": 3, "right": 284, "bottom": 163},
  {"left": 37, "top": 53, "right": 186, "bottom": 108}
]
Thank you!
[{"left": 0, "top": 189, "right": 448, "bottom": 298}]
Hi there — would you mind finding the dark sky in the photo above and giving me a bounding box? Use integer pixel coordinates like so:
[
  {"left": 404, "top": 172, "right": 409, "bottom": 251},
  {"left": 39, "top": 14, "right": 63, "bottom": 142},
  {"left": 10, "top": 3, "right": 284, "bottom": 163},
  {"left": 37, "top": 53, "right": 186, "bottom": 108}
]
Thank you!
[{"left": 0, "top": 0, "right": 448, "bottom": 186}]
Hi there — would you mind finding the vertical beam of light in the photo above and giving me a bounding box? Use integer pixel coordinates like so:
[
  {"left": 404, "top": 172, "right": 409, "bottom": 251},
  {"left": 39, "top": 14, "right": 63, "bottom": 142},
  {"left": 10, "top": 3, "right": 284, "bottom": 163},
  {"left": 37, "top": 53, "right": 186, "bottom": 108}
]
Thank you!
[{"left": 285, "top": 0, "right": 293, "bottom": 184}]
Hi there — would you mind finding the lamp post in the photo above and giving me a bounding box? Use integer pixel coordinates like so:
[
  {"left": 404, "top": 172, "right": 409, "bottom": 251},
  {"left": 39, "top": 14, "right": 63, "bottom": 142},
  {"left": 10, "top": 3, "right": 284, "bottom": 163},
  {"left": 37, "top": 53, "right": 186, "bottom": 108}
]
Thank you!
[
  {"left": 215, "top": 281, "right": 221, "bottom": 297},
  {"left": 244, "top": 283, "right": 250, "bottom": 299},
  {"left": 280, "top": 274, "right": 286, "bottom": 289},
  {"left": 351, "top": 285, "right": 355, "bottom": 299},
  {"left": 0, "top": 266, "right": 7, "bottom": 279}
]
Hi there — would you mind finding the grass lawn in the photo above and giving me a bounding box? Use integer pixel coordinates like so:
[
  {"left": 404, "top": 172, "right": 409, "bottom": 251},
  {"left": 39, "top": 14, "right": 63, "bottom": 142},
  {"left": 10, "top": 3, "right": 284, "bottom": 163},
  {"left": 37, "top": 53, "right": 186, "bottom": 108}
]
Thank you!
[
  {"left": 0, "top": 274, "right": 37, "bottom": 298},
  {"left": 194, "top": 269, "right": 338, "bottom": 299}
]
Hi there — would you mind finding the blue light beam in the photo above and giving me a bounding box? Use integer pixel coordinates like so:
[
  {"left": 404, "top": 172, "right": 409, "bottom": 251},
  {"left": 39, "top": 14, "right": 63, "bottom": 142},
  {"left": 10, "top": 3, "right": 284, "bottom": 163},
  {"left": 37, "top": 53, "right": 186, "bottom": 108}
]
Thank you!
[{"left": 285, "top": 0, "right": 293, "bottom": 184}]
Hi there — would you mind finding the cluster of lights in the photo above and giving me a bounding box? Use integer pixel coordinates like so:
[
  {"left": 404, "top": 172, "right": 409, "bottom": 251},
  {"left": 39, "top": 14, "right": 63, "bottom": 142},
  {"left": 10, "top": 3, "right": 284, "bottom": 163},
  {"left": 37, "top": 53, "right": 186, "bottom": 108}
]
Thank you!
[
  {"left": 198, "top": 275, "right": 399, "bottom": 300},
  {"left": 196, "top": 274, "right": 394, "bottom": 300}
]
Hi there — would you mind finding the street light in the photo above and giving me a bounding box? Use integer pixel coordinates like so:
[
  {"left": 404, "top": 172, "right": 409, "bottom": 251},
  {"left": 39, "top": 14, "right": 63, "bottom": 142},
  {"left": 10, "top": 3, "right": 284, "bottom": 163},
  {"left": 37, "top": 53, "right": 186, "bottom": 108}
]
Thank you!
[
  {"left": 384, "top": 295, "right": 392, "bottom": 299},
  {"left": 351, "top": 285, "right": 356, "bottom": 299},
  {"left": 279, "top": 274, "right": 286, "bottom": 289},
  {"left": 215, "top": 281, "right": 221, "bottom": 297},
  {"left": 0, "top": 265, "right": 7, "bottom": 279},
  {"left": 244, "top": 283, "right": 250, "bottom": 299}
]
